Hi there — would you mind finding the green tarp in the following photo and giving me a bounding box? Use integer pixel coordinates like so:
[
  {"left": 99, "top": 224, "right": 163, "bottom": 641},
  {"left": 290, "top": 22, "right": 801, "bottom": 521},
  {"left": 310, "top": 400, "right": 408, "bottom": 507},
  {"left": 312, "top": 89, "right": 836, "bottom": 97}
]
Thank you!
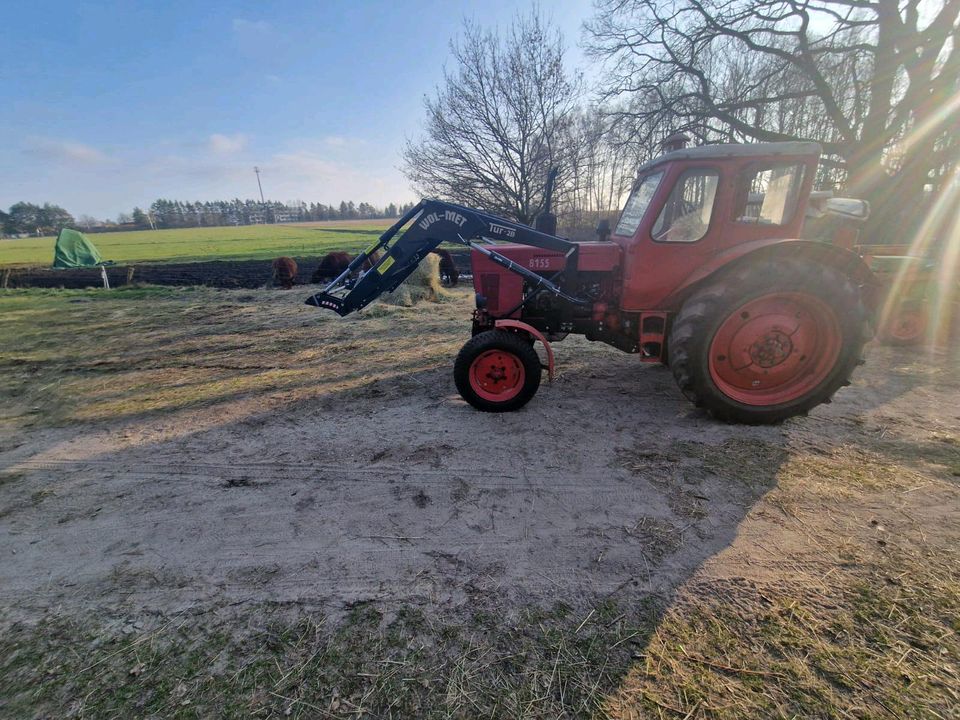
[{"left": 52, "top": 228, "right": 104, "bottom": 269}]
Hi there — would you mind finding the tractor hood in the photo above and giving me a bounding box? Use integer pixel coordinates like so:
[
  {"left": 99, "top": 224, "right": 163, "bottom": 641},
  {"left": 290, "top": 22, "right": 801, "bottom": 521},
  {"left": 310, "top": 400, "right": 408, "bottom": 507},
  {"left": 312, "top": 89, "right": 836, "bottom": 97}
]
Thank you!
[{"left": 471, "top": 241, "right": 621, "bottom": 275}]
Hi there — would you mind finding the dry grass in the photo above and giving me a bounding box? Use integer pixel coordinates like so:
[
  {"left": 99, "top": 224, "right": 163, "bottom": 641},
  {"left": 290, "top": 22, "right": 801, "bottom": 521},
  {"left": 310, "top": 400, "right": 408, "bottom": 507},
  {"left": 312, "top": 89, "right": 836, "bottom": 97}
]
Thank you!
[
  {"left": 382, "top": 253, "right": 443, "bottom": 307},
  {"left": 605, "top": 544, "right": 960, "bottom": 719},
  {"left": 0, "top": 600, "right": 661, "bottom": 719},
  {"left": 0, "top": 284, "right": 461, "bottom": 432}
]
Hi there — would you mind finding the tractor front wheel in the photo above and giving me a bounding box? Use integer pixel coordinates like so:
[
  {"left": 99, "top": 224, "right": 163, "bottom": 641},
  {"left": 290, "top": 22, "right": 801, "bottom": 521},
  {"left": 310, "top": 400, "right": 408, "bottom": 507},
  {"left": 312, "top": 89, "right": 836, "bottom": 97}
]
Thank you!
[
  {"left": 668, "top": 259, "right": 867, "bottom": 424},
  {"left": 454, "top": 330, "right": 542, "bottom": 412}
]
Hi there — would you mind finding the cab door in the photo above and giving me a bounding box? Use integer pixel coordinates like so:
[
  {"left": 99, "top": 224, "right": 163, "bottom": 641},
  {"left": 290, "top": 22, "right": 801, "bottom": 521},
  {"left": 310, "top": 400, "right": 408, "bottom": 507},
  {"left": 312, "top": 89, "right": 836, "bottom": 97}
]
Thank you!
[{"left": 615, "top": 162, "right": 729, "bottom": 311}]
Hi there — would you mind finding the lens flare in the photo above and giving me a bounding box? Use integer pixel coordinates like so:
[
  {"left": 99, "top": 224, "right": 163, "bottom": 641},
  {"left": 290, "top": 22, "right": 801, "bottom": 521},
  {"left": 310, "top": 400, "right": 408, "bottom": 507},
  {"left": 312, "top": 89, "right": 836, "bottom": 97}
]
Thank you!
[{"left": 875, "top": 164, "right": 958, "bottom": 353}]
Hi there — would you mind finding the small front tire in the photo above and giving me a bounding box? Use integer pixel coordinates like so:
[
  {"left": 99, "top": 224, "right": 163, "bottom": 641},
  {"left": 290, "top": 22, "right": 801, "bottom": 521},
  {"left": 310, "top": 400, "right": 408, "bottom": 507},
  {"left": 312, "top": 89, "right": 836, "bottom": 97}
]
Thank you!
[{"left": 454, "top": 330, "right": 542, "bottom": 412}]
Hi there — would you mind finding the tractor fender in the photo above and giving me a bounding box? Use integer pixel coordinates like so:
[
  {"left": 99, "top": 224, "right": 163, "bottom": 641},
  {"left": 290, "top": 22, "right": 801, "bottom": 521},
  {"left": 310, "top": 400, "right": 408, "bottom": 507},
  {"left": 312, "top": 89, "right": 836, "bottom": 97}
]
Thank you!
[
  {"left": 666, "top": 239, "right": 878, "bottom": 310},
  {"left": 494, "top": 319, "right": 555, "bottom": 381}
]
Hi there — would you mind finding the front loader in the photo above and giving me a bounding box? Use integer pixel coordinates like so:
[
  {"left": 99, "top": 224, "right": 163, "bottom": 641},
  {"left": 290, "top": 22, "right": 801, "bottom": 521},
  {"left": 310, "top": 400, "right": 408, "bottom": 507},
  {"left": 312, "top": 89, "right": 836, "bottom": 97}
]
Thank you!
[{"left": 307, "top": 140, "right": 875, "bottom": 424}]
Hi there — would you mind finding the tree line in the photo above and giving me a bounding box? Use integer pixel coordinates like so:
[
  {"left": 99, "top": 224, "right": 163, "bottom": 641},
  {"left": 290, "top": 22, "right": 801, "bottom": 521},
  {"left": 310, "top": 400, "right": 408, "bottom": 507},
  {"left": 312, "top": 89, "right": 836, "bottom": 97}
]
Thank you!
[
  {"left": 0, "top": 202, "right": 75, "bottom": 237},
  {"left": 404, "top": 3, "right": 959, "bottom": 244},
  {"left": 1, "top": 199, "right": 417, "bottom": 236},
  {"left": 141, "top": 199, "right": 416, "bottom": 230}
]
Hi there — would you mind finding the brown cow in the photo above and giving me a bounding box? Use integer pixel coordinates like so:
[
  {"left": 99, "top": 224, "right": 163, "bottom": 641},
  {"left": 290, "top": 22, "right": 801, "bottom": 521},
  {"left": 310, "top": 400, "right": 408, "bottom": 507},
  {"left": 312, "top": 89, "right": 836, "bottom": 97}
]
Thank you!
[
  {"left": 312, "top": 251, "right": 383, "bottom": 284},
  {"left": 311, "top": 252, "right": 352, "bottom": 284},
  {"left": 272, "top": 256, "right": 298, "bottom": 289},
  {"left": 431, "top": 248, "right": 459, "bottom": 287}
]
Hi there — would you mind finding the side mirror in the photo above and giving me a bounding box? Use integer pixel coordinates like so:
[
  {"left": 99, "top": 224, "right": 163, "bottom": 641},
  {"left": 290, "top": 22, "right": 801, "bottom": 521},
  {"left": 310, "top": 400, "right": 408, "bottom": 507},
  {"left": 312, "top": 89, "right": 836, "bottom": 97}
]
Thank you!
[
  {"left": 596, "top": 219, "right": 611, "bottom": 240},
  {"left": 824, "top": 197, "right": 870, "bottom": 221}
]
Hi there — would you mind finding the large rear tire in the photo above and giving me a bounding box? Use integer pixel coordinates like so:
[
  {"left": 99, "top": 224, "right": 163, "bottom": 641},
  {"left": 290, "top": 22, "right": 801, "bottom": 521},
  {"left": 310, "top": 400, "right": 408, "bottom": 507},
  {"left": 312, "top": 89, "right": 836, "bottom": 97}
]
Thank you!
[
  {"left": 878, "top": 299, "right": 928, "bottom": 346},
  {"left": 668, "top": 259, "right": 867, "bottom": 424},
  {"left": 454, "top": 330, "right": 542, "bottom": 412}
]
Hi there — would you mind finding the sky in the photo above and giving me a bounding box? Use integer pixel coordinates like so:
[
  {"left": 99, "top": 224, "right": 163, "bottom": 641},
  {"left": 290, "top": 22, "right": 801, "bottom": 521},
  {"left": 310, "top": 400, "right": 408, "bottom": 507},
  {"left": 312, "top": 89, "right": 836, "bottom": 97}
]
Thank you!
[{"left": 1, "top": 0, "right": 595, "bottom": 220}]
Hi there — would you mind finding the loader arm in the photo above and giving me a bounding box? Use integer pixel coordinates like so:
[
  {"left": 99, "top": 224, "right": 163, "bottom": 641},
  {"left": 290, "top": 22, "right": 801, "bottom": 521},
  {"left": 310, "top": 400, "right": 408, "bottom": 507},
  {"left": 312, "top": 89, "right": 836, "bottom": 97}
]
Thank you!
[{"left": 305, "top": 199, "right": 588, "bottom": 316}]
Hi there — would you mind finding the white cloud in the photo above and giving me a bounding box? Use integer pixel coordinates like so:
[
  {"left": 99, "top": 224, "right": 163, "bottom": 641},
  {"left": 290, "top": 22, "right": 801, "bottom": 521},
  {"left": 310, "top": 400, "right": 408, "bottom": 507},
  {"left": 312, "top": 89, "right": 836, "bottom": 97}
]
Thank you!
[
  {"left": 140, "top": 147, "right": 370, "bottom": 203},
  {"left": 208, "top": 133, "right": 249, "bottom": 155},
  {"left": 318, "top": 135, "right": 369, "bottom": 150},
  {"left": 2, "top": 136, "right": 416, "bottom": 219},
  {"left": 268, "top": 151, "right": 342, "bottom": 178},
  {"left": 23, "top": 137, "right": 110, "bottom": 165},
  {"left": 251, "top": 147, "right": 412, "bottom": 206},
  {"left": 145, "top": 154, "right": 242, "bottom": 182}
]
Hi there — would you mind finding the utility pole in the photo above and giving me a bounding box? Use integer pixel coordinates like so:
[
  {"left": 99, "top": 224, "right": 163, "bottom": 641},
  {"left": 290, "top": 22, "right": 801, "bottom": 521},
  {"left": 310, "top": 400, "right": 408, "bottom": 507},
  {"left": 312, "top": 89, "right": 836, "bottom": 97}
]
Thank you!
[{"left": 254, "top": 166, "right": 265, "bottom": 203}]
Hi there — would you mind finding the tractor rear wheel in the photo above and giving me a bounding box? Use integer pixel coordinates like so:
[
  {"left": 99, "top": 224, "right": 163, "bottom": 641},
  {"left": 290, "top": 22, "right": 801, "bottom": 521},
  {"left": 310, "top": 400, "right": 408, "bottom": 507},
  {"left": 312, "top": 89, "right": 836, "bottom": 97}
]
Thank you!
[
  {"left": 454, "top": 330, "right": 542, "bottom": 412},
  {"left": 878, "top": 299, "right": 928, "bottom": 346},
  {"left": 668, "top": 259, "right": 867, "bottom": 424}
]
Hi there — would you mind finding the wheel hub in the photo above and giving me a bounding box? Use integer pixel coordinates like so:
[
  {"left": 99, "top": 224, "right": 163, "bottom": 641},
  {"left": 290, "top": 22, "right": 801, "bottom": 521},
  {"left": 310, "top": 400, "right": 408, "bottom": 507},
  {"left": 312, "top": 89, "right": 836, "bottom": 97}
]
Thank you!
[
  {"left": 708, "top": 292, "right": 842, "bottom": 406},
  {"left": 469, "top": 350, "right": 525, "bottom": 401},
  {"left": 484, "top": 365, "right": 508, "bottom": 383},
  {"left": 749, "top": 330, "right": 793, "bottom": 368}
]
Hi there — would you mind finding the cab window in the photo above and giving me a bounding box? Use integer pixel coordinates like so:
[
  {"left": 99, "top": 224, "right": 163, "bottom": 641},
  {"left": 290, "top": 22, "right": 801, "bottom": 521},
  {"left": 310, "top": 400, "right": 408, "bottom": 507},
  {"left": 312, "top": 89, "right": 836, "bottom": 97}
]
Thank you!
[
  {"left": 734, "top": 163, "right": 805, "bottom": 225},
  {"left": 652, "top": 169, "right": 719, "bottom": 242},
  {"left": 615, "top": 171, "right": 663, "bottom": 237}
]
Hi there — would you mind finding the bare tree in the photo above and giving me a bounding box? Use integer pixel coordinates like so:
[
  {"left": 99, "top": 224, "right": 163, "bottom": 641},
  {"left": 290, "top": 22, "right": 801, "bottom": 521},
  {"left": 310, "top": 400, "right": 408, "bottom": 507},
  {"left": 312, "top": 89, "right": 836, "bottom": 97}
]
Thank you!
[
  {"left": 587, "top": 0, "right": 960, "bottom": 241},
  {"left": 403, "top": 12, "right": 581, "bottom": 224},
  {"left": 562, "top": 108, "right": 642, "bottom": 229}
]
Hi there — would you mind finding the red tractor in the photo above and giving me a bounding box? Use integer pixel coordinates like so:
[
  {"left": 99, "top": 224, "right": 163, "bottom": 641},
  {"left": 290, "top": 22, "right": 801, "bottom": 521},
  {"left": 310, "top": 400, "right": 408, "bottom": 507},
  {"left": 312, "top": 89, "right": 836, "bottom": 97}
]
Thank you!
[{"left": 308, "top": 140, "right": 875, "bottom": 424}]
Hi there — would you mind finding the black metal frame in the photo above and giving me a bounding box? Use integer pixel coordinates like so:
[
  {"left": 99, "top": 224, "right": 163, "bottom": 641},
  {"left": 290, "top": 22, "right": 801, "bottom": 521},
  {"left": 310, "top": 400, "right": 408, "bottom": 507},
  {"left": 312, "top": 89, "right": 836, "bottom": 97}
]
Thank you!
[{"left": 305, "top": 199, "right": 589, "bottom": 317}]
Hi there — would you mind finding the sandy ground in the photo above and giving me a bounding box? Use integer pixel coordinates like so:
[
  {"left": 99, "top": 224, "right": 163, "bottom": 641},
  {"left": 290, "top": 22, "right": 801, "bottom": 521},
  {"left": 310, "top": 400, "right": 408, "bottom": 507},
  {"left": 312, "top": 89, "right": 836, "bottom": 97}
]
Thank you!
[{"left": 1, "top": 288, "right": 958, "bottom": 633}]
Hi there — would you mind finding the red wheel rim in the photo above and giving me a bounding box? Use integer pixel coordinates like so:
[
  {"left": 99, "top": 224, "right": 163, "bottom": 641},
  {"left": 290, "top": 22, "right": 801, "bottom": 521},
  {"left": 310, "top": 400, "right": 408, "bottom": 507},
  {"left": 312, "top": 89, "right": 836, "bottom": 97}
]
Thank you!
[
  {"left": 708, "top": 292, "right": 842, "bottom": 406},
  {"left": 887, "top": 305, "right": 926, "bottom": 342},
  {"left": 469, "top": 349, "right": 525, "bottom": 402}
]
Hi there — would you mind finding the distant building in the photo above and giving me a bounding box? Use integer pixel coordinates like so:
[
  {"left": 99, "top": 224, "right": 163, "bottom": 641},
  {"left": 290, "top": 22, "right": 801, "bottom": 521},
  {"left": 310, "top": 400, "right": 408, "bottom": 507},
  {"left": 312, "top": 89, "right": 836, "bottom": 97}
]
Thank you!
[{"left": 273, "top": 207, "right": 300, "bottom": 223}]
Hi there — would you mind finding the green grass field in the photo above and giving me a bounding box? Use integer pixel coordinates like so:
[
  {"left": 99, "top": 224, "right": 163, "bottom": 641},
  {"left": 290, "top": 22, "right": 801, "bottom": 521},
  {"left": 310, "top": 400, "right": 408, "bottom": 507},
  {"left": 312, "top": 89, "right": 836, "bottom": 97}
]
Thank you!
[{"left": 0, "top": 220, "right": 394, "bottom": 267}]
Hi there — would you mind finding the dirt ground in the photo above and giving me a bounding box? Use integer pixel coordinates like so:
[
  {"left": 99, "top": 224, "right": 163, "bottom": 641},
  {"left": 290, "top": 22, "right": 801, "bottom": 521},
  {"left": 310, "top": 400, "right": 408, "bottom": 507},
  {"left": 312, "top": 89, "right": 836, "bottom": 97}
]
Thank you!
[{"left": 1, "top": 285, "right": 958, "bottom": 717}]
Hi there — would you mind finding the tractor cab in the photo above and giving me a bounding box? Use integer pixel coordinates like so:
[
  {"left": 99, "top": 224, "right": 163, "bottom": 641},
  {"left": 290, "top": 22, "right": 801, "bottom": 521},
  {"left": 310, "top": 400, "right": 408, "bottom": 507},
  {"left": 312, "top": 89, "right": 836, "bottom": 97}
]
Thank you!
[{"left": 611, "top": 141, "right": 822, "bottom": 311}]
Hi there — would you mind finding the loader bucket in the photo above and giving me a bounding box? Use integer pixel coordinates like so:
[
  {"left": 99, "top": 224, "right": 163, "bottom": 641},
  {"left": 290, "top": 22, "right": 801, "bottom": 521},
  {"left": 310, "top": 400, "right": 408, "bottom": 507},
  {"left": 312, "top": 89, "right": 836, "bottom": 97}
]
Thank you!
[
  {"left": 306, "top": 213, "right": 434, "bottom": 315},
  {"left": 306, "top": 200, "right": 486, "bottom": 316}
]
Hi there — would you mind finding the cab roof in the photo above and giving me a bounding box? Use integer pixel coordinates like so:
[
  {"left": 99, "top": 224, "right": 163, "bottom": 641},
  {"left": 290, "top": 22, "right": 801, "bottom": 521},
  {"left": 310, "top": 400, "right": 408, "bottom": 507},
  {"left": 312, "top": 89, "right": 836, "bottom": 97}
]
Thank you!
[{"left": 636, "top": 141, "right": 822, "bottom": 174}]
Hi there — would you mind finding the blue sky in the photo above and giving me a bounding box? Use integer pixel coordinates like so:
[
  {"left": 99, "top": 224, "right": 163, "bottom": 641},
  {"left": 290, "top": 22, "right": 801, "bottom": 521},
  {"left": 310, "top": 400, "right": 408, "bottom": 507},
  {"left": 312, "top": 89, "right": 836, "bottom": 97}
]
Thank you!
[{"left": 1, "top": 0, "right": 594, "bottom": 219}]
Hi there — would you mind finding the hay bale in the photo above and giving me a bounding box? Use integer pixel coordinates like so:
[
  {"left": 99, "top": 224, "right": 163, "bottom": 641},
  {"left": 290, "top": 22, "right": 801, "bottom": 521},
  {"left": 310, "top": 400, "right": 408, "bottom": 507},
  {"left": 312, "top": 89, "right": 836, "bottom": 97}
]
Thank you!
[{"left": 381, "top": 253, "right": 442, "bottom": 307}]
